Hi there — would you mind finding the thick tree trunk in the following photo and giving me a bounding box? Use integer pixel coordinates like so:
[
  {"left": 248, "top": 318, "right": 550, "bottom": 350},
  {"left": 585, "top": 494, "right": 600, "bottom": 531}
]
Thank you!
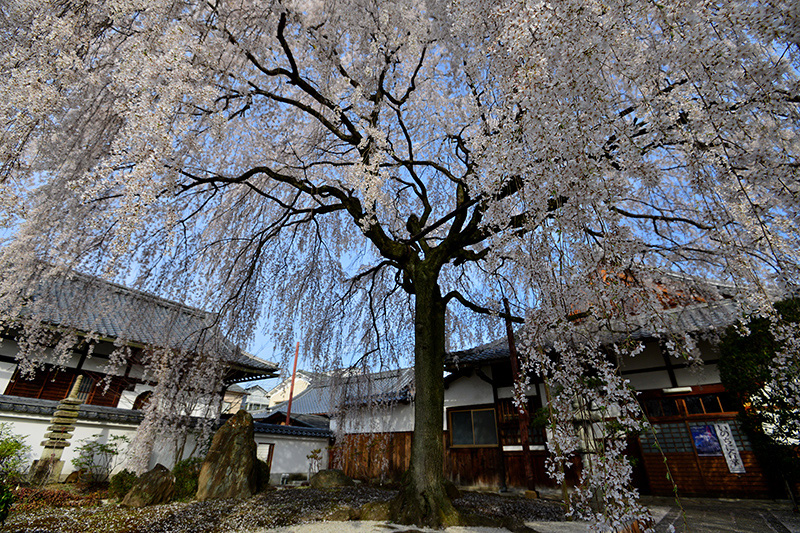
[{"left": 393, "top": 268, "right": 461, "bottom": 527}]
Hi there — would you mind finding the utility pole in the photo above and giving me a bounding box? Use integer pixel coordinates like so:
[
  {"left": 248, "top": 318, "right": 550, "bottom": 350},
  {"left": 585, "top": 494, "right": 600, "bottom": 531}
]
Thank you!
[
  {"left": 503, "top": 298, "right": 538, "bottom": 495},
  {"left": 285, "top": 341, "right": 300, "bottom": 426}
]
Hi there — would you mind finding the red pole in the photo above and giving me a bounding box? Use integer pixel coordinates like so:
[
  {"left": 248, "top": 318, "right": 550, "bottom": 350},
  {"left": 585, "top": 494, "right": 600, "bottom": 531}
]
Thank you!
[{"left": 285, "top": 341, "right": 300, "bottom": 426}]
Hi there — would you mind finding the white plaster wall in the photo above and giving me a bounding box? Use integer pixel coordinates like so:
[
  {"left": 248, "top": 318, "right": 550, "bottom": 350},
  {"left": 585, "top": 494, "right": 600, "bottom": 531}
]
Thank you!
[
  {"left": 81, "top": 356, "right": 114, "bottom": 374},
  {"left": 340, "top": 402, "right": 415, "bottom": 434},
  {"left": 674, "top": 364, "right": 720, "bottom": 387},
  {"left": 0, "top": 410, "right": 139, "bottom": 479},
  {"left": 0, "top": 339, "right": 20, "bottom": 359},
  {"left": 616, "top": 341, "right": 664, "bottom": 371},
  {"left": 496, "top": 382, "right": 538, "bottom": 400},
  {"left": 626, "top": 370, "right": 674, "bottom": 391},
  {"left": 445, "top": 372, "right": 493, "bottom": 403},
  {"left": 117, "top": 384, "right": 153, "bottom": 410},
  {"left": 254, "top": 433, "right": 330, "bottom": 481},
  {"left": 0, "top": 361, "right": 16, "bottom": 394}
]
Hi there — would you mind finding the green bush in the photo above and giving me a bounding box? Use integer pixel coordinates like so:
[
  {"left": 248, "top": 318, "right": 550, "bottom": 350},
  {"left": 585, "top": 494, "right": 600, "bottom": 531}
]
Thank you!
[
  {"left": 172, "top": 457, "right": 203, "bottom": 500},
  {"left": 0, "top": 423, "right": 30, "bottom": 485},
  {"left": 109, "top": 469, "right": 138, "bottom": 500},
  {"left": 0, "top": 482, "right": 12, "bottom": 525},
  {"left": 71, "top": 434, "right": 129, "bottom": 491}
]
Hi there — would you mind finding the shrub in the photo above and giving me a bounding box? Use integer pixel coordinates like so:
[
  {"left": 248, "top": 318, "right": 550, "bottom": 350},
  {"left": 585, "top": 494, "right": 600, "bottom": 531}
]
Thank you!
[
  {"left": 172, "top": 457, "right": 203, "bottom": 500},
  {"left": 71, "top": 434, "right": 129, "bottom": 491},
  {"left": 0, "top": 482, "right": 12, "bottom": 525},
  {"left": 0, "top": 423, "right": 30, "bottom": 485},
  {"left": 109, "top": 469, "right": 138, "bottom": 500}
]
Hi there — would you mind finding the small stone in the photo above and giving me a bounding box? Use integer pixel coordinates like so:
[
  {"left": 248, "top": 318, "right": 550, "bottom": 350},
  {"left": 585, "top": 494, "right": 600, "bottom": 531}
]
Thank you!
[{"left": 524, "top": 490, "right": 539, "bottom": 499}]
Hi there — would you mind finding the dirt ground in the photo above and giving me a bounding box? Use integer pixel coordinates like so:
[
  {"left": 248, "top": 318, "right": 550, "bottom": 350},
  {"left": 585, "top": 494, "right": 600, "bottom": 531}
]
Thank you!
[{"left": 2, "top": 485, "right": 565, "bottom": 533}]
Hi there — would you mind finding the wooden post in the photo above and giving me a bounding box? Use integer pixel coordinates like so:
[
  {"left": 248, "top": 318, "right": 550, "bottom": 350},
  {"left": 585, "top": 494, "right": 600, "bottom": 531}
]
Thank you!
[
  {"left": 285, "top": 341, "right": 300, "bottom": 426},
  {"left": 504, "top": 297, "right": 537, "bottom": 493}
]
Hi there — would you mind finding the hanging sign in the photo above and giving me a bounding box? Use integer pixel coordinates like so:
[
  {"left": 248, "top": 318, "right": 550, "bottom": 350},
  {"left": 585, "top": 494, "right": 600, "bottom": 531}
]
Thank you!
[{"left": 713, "top": 422, "right": 746, "bottom": 474}]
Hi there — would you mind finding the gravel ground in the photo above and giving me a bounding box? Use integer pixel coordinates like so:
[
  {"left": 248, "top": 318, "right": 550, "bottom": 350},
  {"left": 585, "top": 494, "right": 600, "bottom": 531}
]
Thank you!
[{"left": 2, "top": 485, "right": 565, "bottom": 533}]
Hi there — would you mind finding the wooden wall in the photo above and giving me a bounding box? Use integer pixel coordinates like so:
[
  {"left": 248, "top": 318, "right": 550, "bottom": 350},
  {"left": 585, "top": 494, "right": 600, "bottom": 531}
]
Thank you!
[
  {"left": 332, "top": 431, "right": 580, "bottom": 489},
  {"left": 331, "top": 432, "right": 412, "bottom": 482},
  {"left": 5, "top": 366, "right": 126, "bottom": 407},
  {"left": 641, "top": 451, "right": 771, "bottom": 497}
]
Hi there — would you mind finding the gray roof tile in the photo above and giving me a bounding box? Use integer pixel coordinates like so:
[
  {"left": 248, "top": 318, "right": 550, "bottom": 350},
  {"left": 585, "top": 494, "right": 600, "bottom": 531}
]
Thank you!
[
  {"left": 446, "top": 299, "right": 746, "bottom": 369},
  {"left": 15, "top": 270, "right": 278, "bottom": 376}
]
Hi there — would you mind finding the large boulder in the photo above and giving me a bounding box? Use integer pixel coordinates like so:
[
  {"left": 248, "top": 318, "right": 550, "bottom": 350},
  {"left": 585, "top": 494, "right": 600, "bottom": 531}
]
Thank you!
[
  {"left": 196, "top": 410, "right": 258, "bottom": 501},
  {"left": 309, "top": 469, "right": 354, "bottom": 489},
  {"left": 121, "top": 464, "right": 175, "bottom": 507}
]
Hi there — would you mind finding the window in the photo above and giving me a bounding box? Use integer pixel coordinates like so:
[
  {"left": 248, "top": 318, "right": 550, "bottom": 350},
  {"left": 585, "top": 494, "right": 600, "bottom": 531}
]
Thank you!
[
  {"left": 496, "top": 397, "right": 547, "bottom": 446},
  {"left": 449, "top": 408, "right": 498, "bottom": 447},
  {"left": 641, "top": 390, "right": 739, "bottom": 419},
  {"left": 74, "top": 374, "right": 95, "bottom": 401}
]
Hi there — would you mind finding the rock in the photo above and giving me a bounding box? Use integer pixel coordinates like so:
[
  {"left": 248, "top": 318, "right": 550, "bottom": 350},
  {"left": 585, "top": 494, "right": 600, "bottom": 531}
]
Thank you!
[
  {"left": 255, "top": 458, "right": 274, "bottom": 492},
  {"left": 121, "top": 464, "right": 175, "bottom": 507},
  {"left": 444, "top": 479, "right": 460, "bottom": 500},
  {"left": 328, "top": 504, "right": 358, "bottom": 521},
  {"left": 64, "top": 469, "right": 84, "bottom": 484},
  {"left": 359, "top": 501, "right": 392, "bottom": 521},
  {"left": 309, "top": 469, "right": 354, "bottom": 489},
  {"left": 196, "top": 410, "right": 258, "bottom": 501}
]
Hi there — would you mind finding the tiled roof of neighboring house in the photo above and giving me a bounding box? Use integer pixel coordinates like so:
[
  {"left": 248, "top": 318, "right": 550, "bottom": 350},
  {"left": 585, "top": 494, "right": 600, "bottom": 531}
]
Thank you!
[
  {"left": 446, "top": 299, "right": 746, "bottom": 370},
  {"left": 253, "top": 421, "right": 333, "bottom": 438},
  {"left": 9, "top": 270, "right": 278, "bottom": 379},
  {"left": 263, "top": 367, "right": 415, "bottom": 416},
  {"left": 257, "top": 411, "right": 331, "bottom": 430},
  {"left": 262, "top": 384, "right": 334, "bottom": 416}
]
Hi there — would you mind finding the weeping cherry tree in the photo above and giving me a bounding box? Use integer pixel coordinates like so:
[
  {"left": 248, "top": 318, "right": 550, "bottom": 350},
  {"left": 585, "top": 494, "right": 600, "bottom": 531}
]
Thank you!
[{"left": 0, "top": 0, "right": 798, "bottom": 527}]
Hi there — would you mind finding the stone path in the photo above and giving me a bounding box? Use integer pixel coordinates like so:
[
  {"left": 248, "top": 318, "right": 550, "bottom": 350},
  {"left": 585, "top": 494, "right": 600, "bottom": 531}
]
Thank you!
[
  {"left": 645, "top": 496, "right": 800, "bottom": 533},
  {"left": 527, "top": 496, "right": 800, "bottom": 533}
]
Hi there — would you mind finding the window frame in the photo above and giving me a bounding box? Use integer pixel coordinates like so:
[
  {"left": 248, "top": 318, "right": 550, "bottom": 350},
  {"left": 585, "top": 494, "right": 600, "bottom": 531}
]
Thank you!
[{"left": 448, "top": 405, "right": 499, "bottom": 448}]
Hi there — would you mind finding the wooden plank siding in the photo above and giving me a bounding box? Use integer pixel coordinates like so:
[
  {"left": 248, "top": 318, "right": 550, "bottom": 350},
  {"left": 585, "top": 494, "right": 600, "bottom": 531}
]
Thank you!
[
  {"left": 5, "top": 366, "right": 127, "bottom": 407},
  {"left": 331, "top": 432, "right": 412, "bottom": 482},
  {"left": 331, "top": 431, "right": 580, "bottom": 488},
  {"left": 641, "top": 451, "right": 771, "bottom": 497}
]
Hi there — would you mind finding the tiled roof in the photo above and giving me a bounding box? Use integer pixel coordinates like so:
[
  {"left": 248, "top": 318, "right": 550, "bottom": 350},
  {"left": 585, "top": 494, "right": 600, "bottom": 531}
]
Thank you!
[
  {"left": 261, "top": 385, "right": 334, "bottom": 416},
  {"left": 253, "top": 421, "right": 332, "bottom": 438},
  {"left": 446, "top": 299, "right": 746, "bottom": 369},
  {"left": 257, "top": 411, "right": 331, "bottom": 429},
  {"left": 0, "top": 394, "right": 332, "bottom": 438},
  {"left": 11, "top": 270, "right": 278, "bottom": 377},
  {"left": 262, "top": 367, "right": 415, "bottom": 416},
  {"left": 0, "top": 394, "right": 144, "bottom": 424}
]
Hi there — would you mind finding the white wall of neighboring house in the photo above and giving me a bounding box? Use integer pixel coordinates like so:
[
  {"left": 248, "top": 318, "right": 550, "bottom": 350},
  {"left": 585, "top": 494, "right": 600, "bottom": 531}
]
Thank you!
[
  {"left": 254, "top": 433, "right": 330, "bottom": 483},
  {"left": 267, "top": 376, "right": 313, "bottom": 408},
  {"left": 243, "top": 387, "right": 271, "bottom": 411},
  {"left": 338, "top": 401, "right": 415, "bottom": 434}
]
